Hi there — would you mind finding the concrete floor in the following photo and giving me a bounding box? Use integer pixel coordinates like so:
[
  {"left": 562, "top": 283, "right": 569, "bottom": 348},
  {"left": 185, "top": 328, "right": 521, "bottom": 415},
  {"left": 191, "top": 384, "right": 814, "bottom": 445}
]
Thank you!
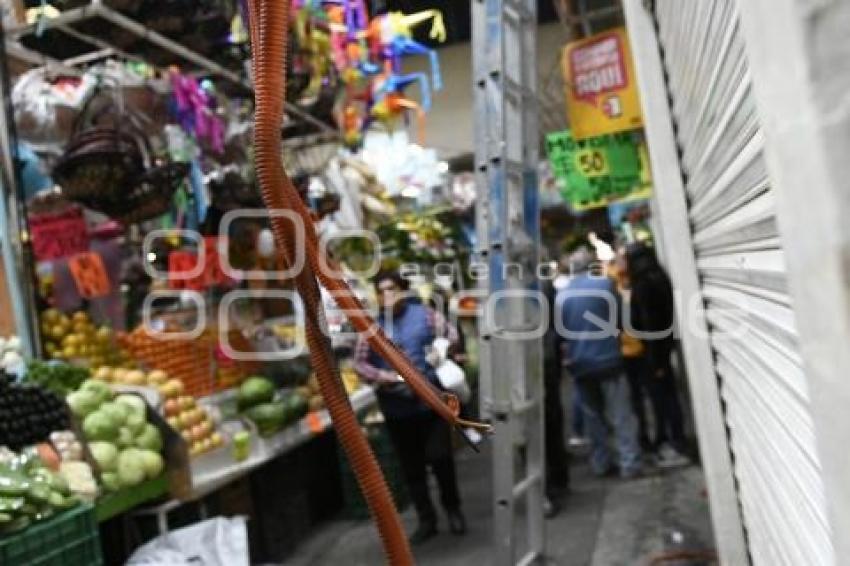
[{"left": 283, "top": 442, "right": 717, "bottom": 566}]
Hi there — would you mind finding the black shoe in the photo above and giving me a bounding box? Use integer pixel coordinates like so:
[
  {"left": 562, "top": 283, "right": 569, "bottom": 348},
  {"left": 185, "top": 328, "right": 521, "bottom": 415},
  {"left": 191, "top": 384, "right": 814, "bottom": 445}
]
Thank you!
[
  {"left": 446, "top": 509, "right": 467, "bottom": 535},
  {"left": 409, "top": 520, "right": 438, "bottom": 545}
]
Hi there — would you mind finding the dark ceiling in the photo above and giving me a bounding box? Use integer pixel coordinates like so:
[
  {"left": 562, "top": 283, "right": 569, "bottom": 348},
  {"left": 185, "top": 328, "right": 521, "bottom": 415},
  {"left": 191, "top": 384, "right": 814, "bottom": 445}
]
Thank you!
[{"left": 382, "top": 0, "right": 559, "bottom": 44}]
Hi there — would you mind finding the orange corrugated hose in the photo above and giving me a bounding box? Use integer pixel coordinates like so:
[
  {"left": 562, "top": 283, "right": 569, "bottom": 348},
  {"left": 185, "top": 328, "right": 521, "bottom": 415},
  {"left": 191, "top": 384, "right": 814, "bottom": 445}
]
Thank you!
[{"left": 246, "top": 1, "right": 488, "bottom": 563}]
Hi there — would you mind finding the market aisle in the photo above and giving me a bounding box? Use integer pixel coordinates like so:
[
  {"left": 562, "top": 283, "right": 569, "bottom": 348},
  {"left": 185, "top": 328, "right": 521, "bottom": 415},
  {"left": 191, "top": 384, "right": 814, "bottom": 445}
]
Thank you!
[{"left": 284, "top": 442, "right": 715, "bottom": 565}]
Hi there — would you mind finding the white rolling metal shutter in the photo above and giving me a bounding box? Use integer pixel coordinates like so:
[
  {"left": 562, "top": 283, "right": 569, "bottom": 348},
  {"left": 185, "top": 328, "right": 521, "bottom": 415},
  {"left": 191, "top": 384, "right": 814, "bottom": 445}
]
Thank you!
[{"left": 652, "top": 1, "right": 833, "bottom": 564}]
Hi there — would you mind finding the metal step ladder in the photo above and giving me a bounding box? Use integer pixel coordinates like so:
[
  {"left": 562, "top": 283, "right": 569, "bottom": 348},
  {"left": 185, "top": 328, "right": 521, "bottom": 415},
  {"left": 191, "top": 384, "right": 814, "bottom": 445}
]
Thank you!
[{"left": 472, "top": 0, "right": 545, "bottom": 564}]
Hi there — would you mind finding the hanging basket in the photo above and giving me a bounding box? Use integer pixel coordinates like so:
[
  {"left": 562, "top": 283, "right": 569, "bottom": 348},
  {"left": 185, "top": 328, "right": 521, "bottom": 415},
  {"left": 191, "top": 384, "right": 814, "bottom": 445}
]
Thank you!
[
  {"left": 101, "top": 161, "right": 190, "bottom": 225},
  {"left": 53, "top": 89, "right": 188, "bottom": 224}
]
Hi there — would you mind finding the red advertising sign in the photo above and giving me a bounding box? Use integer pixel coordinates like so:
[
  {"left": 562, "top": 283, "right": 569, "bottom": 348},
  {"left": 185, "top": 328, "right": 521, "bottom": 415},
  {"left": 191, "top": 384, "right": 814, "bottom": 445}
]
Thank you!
[
  {"left": 562, "top": 28, "right": 643, "bottom": 140},
  {"left": 68, "top": 251, "right": 111, "bottom": 298},
  {"left": 167, "top": 237, "right": 233, "bottom": 291},
  {"left": 29, "top": 207, "right": 89, "bottom": 262}
]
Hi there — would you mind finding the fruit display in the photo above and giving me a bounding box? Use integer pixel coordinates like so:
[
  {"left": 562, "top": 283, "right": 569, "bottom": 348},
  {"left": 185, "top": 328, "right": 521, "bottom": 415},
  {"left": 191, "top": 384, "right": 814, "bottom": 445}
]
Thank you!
[
  {"left": 237, "top": 376, "right": 275, "bottom": 411},
  {"left": 90, "top": 366, "right": 169, "bottom": 388},
  {"left": 0, "top": 336, "right": 23, "bottom": 373},
  {"left": 120, "top": 325, "right": 258, "bottom": 397},
  {"left": 23, "top": 360, "right": 90, "bottom": 397},
  {"left": 0, "top": 448, "right": 80, "bottom": 534},
  {"left": 66, "top": 380, "right": 165, "bottom": 490},
  {"left": 157, "top": 376, "right": 223, "bottom": 458},
  {"left": 89, "top": 365, "right": 223, "bottom": 458},
  {"left": 297, "top": 373, "right": 326, "bottom": 412},
  {"left": 238, "top": 377, "right": 308, "bottom": 437},
  {"left": 0, "top": 373, "right": 71, "bottom": 450},
  {"left": 39, "top": 309, "right": 134, "bottom": 368}
]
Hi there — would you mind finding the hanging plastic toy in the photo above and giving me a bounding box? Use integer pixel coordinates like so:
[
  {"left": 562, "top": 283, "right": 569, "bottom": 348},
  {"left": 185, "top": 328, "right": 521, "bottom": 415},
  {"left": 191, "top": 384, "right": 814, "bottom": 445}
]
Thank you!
[
  {"left": 369, "top": 67, "right": 433, "bottom": 142},
  {"left": 364, "top": 10, "right": 446, "bottom": 90},
  {"left": 168, "top": 69, "right": 225, "bottom": 155}
]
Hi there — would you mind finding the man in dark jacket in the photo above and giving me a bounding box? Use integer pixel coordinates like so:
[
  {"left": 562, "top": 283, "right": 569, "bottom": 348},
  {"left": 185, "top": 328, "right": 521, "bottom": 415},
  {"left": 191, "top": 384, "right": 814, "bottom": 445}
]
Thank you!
[
  {"left": 557, "top": 248, "right": 642, "bottom": 478},
  {"left": 354, "top": 271, "right": 466, "bottom": 544},
  {"left": 626, "top": 243, "right": 688, "bottom": 462}
]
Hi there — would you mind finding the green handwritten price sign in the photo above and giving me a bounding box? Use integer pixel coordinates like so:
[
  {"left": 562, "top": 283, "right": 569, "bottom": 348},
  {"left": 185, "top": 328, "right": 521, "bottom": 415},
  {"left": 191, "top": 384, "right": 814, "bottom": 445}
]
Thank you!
[{"left": 545, "top": 129, "right": 651, "bottom": 211}]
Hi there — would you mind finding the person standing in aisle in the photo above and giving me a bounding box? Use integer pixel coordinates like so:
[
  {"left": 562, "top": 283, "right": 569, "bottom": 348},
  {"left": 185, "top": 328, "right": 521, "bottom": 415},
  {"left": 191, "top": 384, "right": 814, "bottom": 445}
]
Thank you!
[
  {"left": 557, "top": 247, "right": 642, "bottom": 479},
  {"left": 354, "top": 271, "right": 467, "bottom": 544},
  {"left": 626, "top": 243, "right": 689, "bottom": 465},
  {"left": 614, "top": 249, "right": 653, "bottom": 453},
  {"left": 555, "top": 254, "right": 588, "bottom": 449},
  {"left": 541, "top": 274, "right": 570, "bottom": 516}
]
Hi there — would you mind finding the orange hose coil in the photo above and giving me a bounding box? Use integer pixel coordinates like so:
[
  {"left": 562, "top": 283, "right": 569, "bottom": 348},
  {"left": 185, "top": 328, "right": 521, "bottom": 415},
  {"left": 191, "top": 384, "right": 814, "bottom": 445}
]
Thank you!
[{"left": 246, "top": 1, "right": 483, "bottom": 563}]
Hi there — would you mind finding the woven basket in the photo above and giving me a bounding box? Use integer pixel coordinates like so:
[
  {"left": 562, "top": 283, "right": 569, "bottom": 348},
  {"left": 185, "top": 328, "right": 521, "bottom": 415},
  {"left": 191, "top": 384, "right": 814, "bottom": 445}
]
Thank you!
[{"left": 53, "top": 92, "right": 187, "bottom": 224}]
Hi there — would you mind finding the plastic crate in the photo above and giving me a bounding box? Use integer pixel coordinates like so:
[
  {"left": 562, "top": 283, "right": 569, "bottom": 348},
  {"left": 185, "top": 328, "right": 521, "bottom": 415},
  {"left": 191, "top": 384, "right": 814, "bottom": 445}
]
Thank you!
[
  {"left": 0, "top": 504, "right": 103, "bottom": 566},
  {"left": 338, "top": 423, "right": 409, "bottom": 519}
]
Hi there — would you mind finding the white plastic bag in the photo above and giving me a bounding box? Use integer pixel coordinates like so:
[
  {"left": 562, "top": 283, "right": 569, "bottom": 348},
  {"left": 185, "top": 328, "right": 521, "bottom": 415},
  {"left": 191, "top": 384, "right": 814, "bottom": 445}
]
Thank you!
[
  {"left": 436, "top": 358, "right": 471, "bottom": 404},
  {"left": 126, "top": 516, "right": 249, "bottom": 566},
  {"left": 429, "top": 337, "right": 471, "bottom": 403}
]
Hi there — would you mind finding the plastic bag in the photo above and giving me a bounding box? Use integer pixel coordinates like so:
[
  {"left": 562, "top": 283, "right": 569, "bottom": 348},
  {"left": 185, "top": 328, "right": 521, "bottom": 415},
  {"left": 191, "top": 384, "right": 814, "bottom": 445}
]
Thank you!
[
  {"left": 436, "top": 359, "right": 471, "bottom": 404},
  {"left": 127, "top": 516, "right": 249, "bottom": 566}
]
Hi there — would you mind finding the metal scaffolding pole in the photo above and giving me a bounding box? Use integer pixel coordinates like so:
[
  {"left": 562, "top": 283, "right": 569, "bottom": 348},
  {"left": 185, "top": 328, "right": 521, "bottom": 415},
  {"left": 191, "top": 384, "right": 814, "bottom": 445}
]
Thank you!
[
  {"left": 0, "top": 19, "right": 40, "bottom": 356},
  {"left": 472, "top": 0, "right": 545, "bottom": 563}
]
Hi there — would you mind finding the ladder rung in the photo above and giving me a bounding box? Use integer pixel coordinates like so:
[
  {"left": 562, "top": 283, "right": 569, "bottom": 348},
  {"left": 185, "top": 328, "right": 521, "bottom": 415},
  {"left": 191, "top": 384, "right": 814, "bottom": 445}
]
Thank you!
[
  {"left": 516, "top": 550, "right": 543, "bottom": 566},
  {"left": 512, "top": 471, "right": 543, "bottom": 499},
  {"left": 504, "top": 0, "right": 534, "bottom": 23},
  {"left": 503, "top": 77, "right": 534, "bottom": 103},
  {"left": 513, "top": 397, "right": 542, "bottom": 415}
]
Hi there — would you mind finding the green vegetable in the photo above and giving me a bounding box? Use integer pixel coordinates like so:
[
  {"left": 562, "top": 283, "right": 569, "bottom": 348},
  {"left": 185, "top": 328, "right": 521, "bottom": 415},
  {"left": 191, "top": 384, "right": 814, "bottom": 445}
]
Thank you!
[
  {"left": 47, "top": 491, "right": 66, "bottom": 508},
  {"left": 125, "top": 411, "right": 146, "bottom": 435},
  {"left": 82, "top": 411, "right": 119, "bottom": 442},
  {"left": 0, "top": 467, "right": 31, "bottom": 496},
  {"left": 27, "top": 483, "right": 51, "bottom": 504},
  {"left": 117, "top": 449, "right": 146, "bottom": 487},
  {"left": 48, "top": 471, "right": 69, "bottom": 495},
  {"left": 0, "top": 512, "right": 11, "bottom": 523},
  {"left": 116, "top": 427, "right": 135, "bottom": 449},
  {"left": 100, "top": 472, "right": 121, "bottom": 492},
  {"left": 66, "top": 390, "right": 100, "bottom": 418},
  {"left": 115, "top": 394, "right": 147, "bottom": 417},
  {"left": 0, "top": 496, "right": 24, "bottom": 513},
  {"left": 89, "top": 442, "right": 119, "bottom": 473},
  {"left": 100, "top": 402, "right": 128, "bottom": 426},
  {"left": 238, "top": 377, "right": 276, "bottom": 411},
  {"left": 137, "top": 450, "right": 164, "bottom": 479},
  {"left": 135, "top": 424, "right": 162, "bottom": 452},
  {"left": 24, "top": 361, "right": 90, "bottom": 397},
  {"left": 80, "top": 379, "right": 112, "bottom": 405},
  {"left": 34, "top": 505, "right": 55, "bottom": 521},
  {"left": 246, "top": 401, "right": 287, "bottom": 436}
]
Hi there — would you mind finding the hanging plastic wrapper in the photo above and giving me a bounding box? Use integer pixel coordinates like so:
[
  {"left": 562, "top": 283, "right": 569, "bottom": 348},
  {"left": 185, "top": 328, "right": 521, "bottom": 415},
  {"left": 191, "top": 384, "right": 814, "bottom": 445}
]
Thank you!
[{"left": 13, "top": 69, "right": 96, "bottom": 150}]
